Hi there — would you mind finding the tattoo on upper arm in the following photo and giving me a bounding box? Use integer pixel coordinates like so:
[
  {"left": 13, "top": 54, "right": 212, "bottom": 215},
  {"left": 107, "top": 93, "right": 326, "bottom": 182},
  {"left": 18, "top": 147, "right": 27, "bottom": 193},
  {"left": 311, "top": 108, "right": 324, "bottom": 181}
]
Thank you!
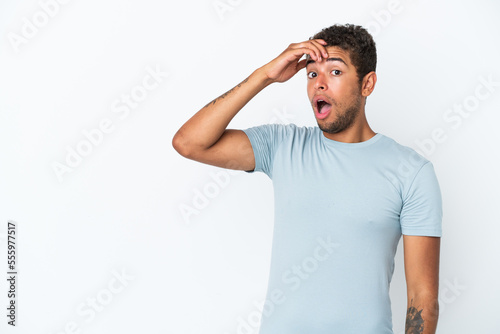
[
  {"left": 204, "top": 77, "right": 250, "bottom": 108},
  {"left": 405, "top": 298, "right": 424, "bottom": 334}
]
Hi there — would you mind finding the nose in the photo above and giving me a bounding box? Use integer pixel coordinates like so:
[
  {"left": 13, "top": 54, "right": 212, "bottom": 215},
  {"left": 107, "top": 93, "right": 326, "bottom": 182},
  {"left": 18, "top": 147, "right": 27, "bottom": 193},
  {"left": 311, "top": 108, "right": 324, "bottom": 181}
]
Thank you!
[{"left": 314, "top": 73, "right": 328, "bottom": 91}]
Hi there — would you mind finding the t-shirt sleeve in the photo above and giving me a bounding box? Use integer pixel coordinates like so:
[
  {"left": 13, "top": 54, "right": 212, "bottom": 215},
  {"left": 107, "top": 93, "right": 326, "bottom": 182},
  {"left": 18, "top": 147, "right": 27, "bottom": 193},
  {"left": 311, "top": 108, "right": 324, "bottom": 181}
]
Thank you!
[
  {"left": 241, "top": 123, "right": 290, "bottom": 179},
  {"left": 400, "top": 161, "right": 443, "bottom": 237}
]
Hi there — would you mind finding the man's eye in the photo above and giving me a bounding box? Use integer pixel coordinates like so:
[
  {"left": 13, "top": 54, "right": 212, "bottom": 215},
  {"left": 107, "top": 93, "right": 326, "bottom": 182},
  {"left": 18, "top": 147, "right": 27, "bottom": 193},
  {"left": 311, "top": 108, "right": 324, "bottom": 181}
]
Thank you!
[
  {"left": 331, "top": 69, "right": 341, "bottom": 76},
  {"left": 307, "top": 72, "right": 317, "bottom": 79}
]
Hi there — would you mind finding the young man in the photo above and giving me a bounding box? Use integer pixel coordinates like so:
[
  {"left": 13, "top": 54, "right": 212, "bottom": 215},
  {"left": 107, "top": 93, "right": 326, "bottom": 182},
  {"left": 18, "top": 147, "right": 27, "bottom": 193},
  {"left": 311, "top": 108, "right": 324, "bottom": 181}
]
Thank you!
[{"left": 172, "top": 24, "right": 442, "bottom": 334}]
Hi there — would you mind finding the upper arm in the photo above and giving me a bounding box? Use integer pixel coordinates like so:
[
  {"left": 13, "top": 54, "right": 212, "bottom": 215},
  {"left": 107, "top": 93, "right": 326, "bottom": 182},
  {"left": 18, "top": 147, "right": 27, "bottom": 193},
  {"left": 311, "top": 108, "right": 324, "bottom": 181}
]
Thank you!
[
  {"left": 400, "top": 161, "right": 443, "bottom": 237},
  {"left": 176, "top": 129, "right": 255, "bottom": 172},
  {"left": 403, "top": 234, "right": 440, "bottom": 296}
]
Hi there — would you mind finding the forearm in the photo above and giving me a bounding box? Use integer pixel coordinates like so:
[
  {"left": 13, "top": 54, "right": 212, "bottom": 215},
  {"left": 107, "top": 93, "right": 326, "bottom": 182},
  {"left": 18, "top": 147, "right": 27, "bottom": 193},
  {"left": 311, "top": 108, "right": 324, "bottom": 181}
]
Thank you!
[
  {"left": 172, "top": 67, "right": 272, "bottom": 155},
  {"left": 405, "top": 292, "right": 439, "bottom": 334}
]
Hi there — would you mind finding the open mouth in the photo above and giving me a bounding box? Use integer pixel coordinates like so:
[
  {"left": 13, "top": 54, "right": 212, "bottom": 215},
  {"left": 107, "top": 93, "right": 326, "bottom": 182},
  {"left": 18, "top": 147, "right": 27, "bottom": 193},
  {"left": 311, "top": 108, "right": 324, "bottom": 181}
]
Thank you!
[
  {"left": 317, "top": 100, "right": 331, "bottom": 114},
  {"left": 315, "top": 98, "right": 332, "bottom": 119}
]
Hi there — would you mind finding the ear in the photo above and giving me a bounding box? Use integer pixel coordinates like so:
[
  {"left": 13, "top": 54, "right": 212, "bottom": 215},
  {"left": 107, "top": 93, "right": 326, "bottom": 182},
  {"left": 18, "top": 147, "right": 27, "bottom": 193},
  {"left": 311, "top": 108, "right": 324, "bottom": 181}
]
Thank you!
[{"left": 361, "top": 71, "right": 377, "bottom": 97}]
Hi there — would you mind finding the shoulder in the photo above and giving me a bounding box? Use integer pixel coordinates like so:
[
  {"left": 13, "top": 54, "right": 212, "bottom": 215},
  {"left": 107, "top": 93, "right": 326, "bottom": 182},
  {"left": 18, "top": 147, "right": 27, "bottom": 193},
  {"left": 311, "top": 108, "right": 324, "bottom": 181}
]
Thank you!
[
  {"left": 378, "top": 134, "right": 429, "bottom": 168},
  {"left": 242, "top": 123, "right": 313, "bottom": 152},
  {"left": 376, "top": 134, "right": 435, "bottom": 195}
]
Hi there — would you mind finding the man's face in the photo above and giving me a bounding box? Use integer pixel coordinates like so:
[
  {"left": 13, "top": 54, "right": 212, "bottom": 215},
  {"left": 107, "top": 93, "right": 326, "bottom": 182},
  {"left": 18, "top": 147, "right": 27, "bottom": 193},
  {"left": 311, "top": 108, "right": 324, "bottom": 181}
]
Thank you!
[{"left": 306, "top": 46, "right": 363, "bottom": 134}]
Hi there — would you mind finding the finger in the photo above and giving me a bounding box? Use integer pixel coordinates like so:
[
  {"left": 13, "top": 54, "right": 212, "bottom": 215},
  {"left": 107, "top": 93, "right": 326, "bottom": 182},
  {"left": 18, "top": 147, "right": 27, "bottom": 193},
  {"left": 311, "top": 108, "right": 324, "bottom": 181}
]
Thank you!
[
  {"left": 308, "top": 38, "right": 327, "bottom": 45},
  {"left": 308, "top": 39, "right": 328, "bottom": 59},
  {"left": 302, "top": 39, "right": 328, "bottom": 60},
  {"left": 309, "top": 39, "right": 329, "bottom": 58},
  {"left": 292, "top": 46, "right": 323, "bottom": 62},
  {"left": 284, "top": 44, "right": 319, "bottom": 62},
  {"left": 293, "top": 42, "right": 322, "bottom": 61}
]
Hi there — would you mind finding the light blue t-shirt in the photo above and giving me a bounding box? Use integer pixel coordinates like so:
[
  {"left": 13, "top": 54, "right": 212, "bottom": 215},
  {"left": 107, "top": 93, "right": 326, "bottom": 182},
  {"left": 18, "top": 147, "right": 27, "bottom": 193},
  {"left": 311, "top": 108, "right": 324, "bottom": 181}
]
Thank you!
[{"left": 242, "top": 123, "right": 442, "bottom": 334}]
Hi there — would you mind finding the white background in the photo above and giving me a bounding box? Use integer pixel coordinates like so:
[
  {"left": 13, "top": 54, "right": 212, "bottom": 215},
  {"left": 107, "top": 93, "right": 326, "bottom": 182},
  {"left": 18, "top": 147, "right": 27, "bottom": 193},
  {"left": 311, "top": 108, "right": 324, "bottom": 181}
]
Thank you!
[{"left": 1, "top": 0, "right": 499, "bottom": 333}]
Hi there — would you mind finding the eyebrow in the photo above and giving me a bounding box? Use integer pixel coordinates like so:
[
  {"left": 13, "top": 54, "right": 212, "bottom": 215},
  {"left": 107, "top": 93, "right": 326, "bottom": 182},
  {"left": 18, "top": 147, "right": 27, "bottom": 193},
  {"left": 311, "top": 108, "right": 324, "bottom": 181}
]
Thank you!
[{"left": 306, "top": 57, "right": 347, "bottom": 67}]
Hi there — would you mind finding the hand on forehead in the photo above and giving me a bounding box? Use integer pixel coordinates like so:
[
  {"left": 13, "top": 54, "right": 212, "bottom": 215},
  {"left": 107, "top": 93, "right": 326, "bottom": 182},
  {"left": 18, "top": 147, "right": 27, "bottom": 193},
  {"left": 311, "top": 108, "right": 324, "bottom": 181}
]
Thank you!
[{"left": 306, "top": 46, "right": 351, "bottom": 66}]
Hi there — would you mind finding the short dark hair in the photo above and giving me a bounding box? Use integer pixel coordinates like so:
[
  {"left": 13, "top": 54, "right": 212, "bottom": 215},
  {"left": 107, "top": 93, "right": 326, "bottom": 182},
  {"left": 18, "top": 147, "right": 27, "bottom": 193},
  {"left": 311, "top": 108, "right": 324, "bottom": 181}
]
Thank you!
[{"left": 310, "top": 24, "right": 377, "bottom": 84}]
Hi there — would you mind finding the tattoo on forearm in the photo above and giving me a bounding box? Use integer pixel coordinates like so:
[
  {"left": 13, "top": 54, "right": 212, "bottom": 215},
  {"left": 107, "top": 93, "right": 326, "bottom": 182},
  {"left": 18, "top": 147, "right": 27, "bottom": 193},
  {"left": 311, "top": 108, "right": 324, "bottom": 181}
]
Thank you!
[
  {"left": 405, "top": 298, "right": 424, "bottom": 334},
  {"left": 204, "top": 77, "right": 249, "bottom": 108}
]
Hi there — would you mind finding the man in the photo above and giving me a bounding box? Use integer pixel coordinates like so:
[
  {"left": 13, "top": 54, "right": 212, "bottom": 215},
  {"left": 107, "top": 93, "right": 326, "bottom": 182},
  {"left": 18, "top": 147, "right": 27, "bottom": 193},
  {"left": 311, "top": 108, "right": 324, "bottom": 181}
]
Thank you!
[{"left": 172, "top": 24, "right": 442, "bottom": 334}]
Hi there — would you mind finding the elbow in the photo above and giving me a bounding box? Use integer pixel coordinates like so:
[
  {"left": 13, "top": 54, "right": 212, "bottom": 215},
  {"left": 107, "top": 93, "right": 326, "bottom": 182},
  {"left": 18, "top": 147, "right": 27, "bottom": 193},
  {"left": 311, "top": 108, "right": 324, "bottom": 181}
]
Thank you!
[
  {"left": 407, "top": 290, "right": 440, "bottom": 317},
  {"left": 172, "top": 128, "right": 210, "bottom": 159},
  {"left": 172, "top": 131, "right": 190, "bottom": 158},
  {"left": 407, "top": 285, "right": 439, "bottom": 301}
]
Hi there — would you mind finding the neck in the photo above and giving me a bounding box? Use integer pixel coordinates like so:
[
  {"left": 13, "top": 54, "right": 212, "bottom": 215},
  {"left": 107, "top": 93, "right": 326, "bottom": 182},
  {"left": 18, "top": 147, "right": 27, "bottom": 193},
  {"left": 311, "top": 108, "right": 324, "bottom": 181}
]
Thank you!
[{"left": 322, "top": 111, "right": 376, "bottom": 143}]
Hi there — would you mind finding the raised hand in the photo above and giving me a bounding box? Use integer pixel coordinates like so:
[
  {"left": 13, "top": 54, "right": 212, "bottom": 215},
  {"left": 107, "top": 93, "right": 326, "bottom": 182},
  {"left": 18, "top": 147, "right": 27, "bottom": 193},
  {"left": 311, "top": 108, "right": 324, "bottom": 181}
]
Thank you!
[{"left": 260, "top": 39, "right": 329, "bottom": 84}]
